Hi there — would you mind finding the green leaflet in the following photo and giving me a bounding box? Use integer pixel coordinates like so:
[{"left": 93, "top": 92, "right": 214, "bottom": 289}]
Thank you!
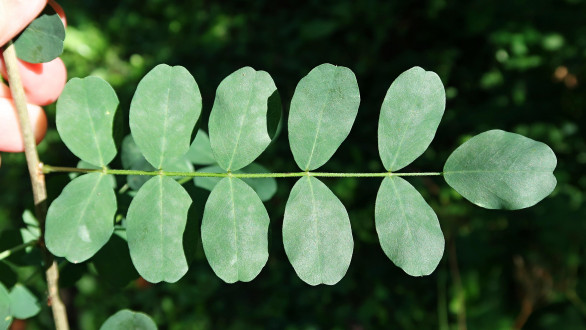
[
  {"left": 126, "top": 176, "right": 191, "bottom": 283},
  {"left": 56, "top": 77, "right": 119, "bottom": 167},
  {"left": 8, "top": 284, "right": 40, "bottom": 319},
  {"left": 378, "top": 67, "right": 446, "bottom": 171},
  {"left": 375, "top": 177, "right": 444, "bottom": 276},
  {"left": 13, "top": 11, "right": 65, "bottom": 63},
  {"left": 92, "top": 234, "right": 140, "bottom": 288},
  {"left": 45, "top": 173, "right": 117, "bottom": 263},
  {"left": 201, "top": 177, "right": 270, "bottom": 283},
  {"left": 129, "top": 64, "right": 202, "bottom": 169},
  {"left": 185, "top": 130, "right": 216, "bottom": 165},
  {"left": 288, "top": 63, "right": 360, "bottom": 171},
  {"left": 0, "top": 283, "right": 11, "bottom": 330},
  {"left": 208, "top": 67, "right": 280, "bottom": 171},
  {"left": 194, "top": 163, "right": 277, "bottom": 202},
  {"left": 100, "top": 309, "right": 157, "bottom": 330},
  {"left": 282, "top": 176, "right": 353, "bottom": 285},
  {"left": 443, "top": 130, "right": 557, "bottom": 210}
]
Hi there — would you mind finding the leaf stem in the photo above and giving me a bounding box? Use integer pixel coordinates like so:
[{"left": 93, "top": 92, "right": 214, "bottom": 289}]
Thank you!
[
  {"left": 3, "top": 41, "right": 70, "bottom": 330},
  {"left": 42, "top": 165, "right": 443, "bottom": 178},
  {"left": 0, "top": 241, "right": 38, "bottom": 261}
]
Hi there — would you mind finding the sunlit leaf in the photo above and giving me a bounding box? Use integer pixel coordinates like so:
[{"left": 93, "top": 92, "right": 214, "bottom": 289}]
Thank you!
[
  {"left": 185, "top": 130, "right": 216, "bottom": 165},
  {"left": 194, "top": 163, "right": 277, "bottom": 202},
  {"left": 8, "top": 284, "right": 40, "bottom": 319},
  {"left": 375, "top": 176, "right": 444, "bottom": 276},
  {"left": 288, "top": 63, "right": 360, "bottom": 171},
  {"left": 129, "top": 64, "right": 202, "bottom": 169},
  {"left": 100, "top": 309, "right": 157, "bottom": 330},
  {"left": 13, "top": 11, "right": 65, "bottom": 63},
  {"left": 201, "top": 177, "right": 269, "bottom": 283},
  {"left": 56, "top": 77, "right": 119, "bottom": 167},
  {"left": 208, "top": 67, "right": 279, "bottom": 171},
  {"left": 126, "top": 176, "right": 191, "bottom": 283},
  {"left": 443, "top": 130, "right": 557, "bottom": 210},
  {"left": 378, "top": 67, "right": 445, "bottom": 171},
  {"left": 0, "top": 283, "right": 11, "bottom": 330},
  {"left": 45, "top": 173, "right": 116, "bottom": 263},
  {"left": 282, "top": 176, "right": 353, "bottom": 285}
]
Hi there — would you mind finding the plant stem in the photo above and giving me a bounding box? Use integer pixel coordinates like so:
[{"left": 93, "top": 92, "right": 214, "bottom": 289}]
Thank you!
[
  {"left": 3, "top": 42, "right": 70, "bottom": 330},
  {"left": 0, "top": 241, "right": 37, "bottom": 261},
  {"left": 42, "top": 165, "right": 443, "bottom": 178}
]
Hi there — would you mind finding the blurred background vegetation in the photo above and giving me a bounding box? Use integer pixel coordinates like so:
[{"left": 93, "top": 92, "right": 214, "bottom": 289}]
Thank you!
[{"left": 1, "top": 0, "right": 585, "bottom": 328}]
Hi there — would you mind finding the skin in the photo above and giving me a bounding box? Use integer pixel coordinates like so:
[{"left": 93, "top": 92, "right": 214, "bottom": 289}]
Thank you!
[
  {"left": 0, "top": 57, "right": 67, "bottom": 106},
  {"left": 0, "top": 0, "right": 48, "bottom": 47},
  {"left": 0, "top": 97, "right": 47, "bottom": 152}
]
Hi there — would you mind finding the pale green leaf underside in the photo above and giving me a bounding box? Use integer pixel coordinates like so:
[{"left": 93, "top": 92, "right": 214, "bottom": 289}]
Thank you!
[
  {"left": 8, "top": 284, "right": 40, "bottom": 319},
  {"left": 209, "top": 67, "right": 277, "bottom": 171},
  {"left": 378, "top": 66, "right": 446, "bottom": 171},
  {"left": 194, "top": 163, "right": 277, "bottom": 201},
  {"left": 443, "top": 130, "right": 557, "bottom": 210},
  {"left": 45, "top": 173, "right": 116, "bottom": 263},
  {"left": 283, "top": 176, "right": 354, "bottom": 285},
  {"left": 185, "top": 130, "right": 216, "bottom": 165},
  {"left": 126, "top": 176, "right": 191, "bottom": 283},
  {"left": 0, "top": 283, "right": 11, "bottom": 330},
  {"left": 129, "top": 64, "right": 202, "bottom": 169},
  {"left": 201, "top": 177, "right": 270, "bottom": 283},
  {"left": 13, "top": 13, "right": 65, "bottom": 63},
  {"left": 99, "top": 309, "right": 157, "bottom": 330},
  {"left": 375, "top": 177, "right": 444, "bottom": 276},
  {"left": 288, "top": 63, "right": 360, "bottom": 171},
  {"left": 56, "top": 76, "right": 119, "bottom": 167}
]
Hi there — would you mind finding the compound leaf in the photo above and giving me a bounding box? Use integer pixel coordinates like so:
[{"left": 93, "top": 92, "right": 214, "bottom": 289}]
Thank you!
[
  {"left": 56, "top": 77, "right": 119, "bottom": 167},
  {"left": 129, "top": 64, "right": 202, "bottom": 169},
  {"left": 45, "top": 173, "right": 116, "bottom": 263},
  {"left": 201, "top": 177, "right": 269, "bottom": 283},
  {"left": 288, "top": 63, "right": 360, "bottom": 171},
  {"left": 13, "top": 11, "right": 65, "bottom": 63},
  {"left": 208, "top": 67, "right": 279, "bottom": 171},
  {"left": 185, "top": 130, "right": 216, "bottom": 165},
  {"left": 375, "top": 176, "right": 444, "bottom": 276},
  {"left": 443, "top": 130, "right": 557, "bottom": 210},
  {"left": 194, "top": 163, "right": 277, "bottom": 202},
  {"left": 8, "top": 284, "right": 40, "bottom": 319},
  {"left": 0, "top": 283, "right": 11, "bottom": 330},
  {"left": 378, "top": 67, "right": 445, "bottom": 171},
  {"left": 126, "top": 176, "right": 191, "bottom": 283},
  {"left": 283, "top": 176, "right": 354, "bottom": 285},
  {"left": 100, "top": 309, "right": 157, "bottom": 330}
]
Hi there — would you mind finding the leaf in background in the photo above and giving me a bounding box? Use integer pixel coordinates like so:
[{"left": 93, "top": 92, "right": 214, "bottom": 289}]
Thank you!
[
  {"left": 185, "top": 130, "right": 216, "bottom": 165},
  {"left": 20, "top": 211, "right": 40, "bottom": 251},
  {"left": 126, "top": 176, "right": 191, "bottom": 283},
  {"left": 129, "top": 64, "right": 202, "bottom": 169},
  {"left": 201, "top": 177, "right": 269, "bottom": 283},
  {"left": 56, "top": 77, "right": 119, "bottom": 167},
  {"left": 45, "top": 173, "right": 116, "bottom": 263},
  {"left": 194, "top": 163, "right": 277, "bottom": 202},
  {"left": 13, "top": 11, "right": 65, "bottom": 63},
  {"left": 92, "top": 233, "right": 139, "bottom": 288},
  {"left": 0, "top": 283, "right": 11, "bottom": 330},
  {"left": 282, "top": 176, "right": 354, "bottom": 285},
  {"left": 208, "top": 67, "right": 279, "bottom": 171},
  {"left": 375, "top": 176, "right": 444, "bottom": 276},
  {"left": 443, "top": 130, "right": 557, "bottom": 210},
  {"left": 8, "top": 284, "right": 40, "bottom": 319},
  {"left": 378, "top": 67, "right": 445, "bottom": 171},
  {"left": 288, "top": 63, "right": 360, "bottom": 171},
  {"left": 99, "top": 309, "right": 157, "bottom": 330},
  {"left": 121, "top": 135, "right": 144, "bottom": 169}
]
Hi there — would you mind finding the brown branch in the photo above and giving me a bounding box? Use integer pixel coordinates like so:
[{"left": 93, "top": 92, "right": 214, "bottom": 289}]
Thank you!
[{"left": 3, "top": 41, "right": 70, "bottom": 330}]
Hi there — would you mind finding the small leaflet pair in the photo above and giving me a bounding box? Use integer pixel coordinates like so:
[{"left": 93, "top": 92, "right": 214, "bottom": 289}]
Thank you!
[{"left": 45, "top": 63, "right": 556, "bottom": 286}]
